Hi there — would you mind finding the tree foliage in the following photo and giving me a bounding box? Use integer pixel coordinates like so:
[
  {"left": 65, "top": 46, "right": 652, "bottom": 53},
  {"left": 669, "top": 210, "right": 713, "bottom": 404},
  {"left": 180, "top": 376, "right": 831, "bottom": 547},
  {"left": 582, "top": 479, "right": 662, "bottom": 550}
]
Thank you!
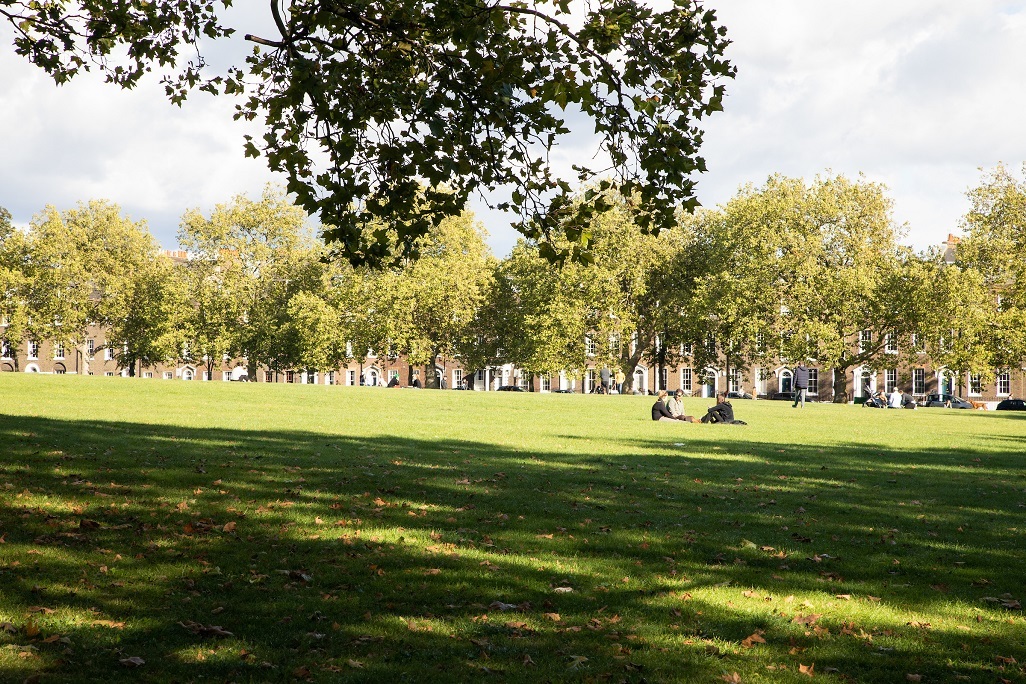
[{"left": 4, "top": 0, "right": 733, "bottom": 266}]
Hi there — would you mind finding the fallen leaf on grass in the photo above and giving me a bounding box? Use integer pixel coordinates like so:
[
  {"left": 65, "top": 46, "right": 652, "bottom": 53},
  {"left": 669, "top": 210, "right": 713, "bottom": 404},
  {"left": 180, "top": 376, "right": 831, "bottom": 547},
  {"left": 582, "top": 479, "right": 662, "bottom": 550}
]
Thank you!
[
  {"left": 523, "top": 654, "right": 536, "bottom": 666},
  {"left": 793, "top": 614, "right": 822, "bottom": 626},
  {"left": 906, "top": 675, "right": 922, "bottom": 682},
  {"left": 719, "top": 673, "right": 742, "bottom": 683},
  {"left": 567, "top": 655, "right": 588, "bottom": 669},
  {"left": 741, "top": 631, "right": 766, "bottom": 648},
  {"left": 179, "top": 621, "right": 234, "bottom": 638},
  {"left": 543, "top": 613, "right": 561, "bottom": 622},
  {"left": 91, "top": 620, "right": 125, "bottom": 629},
  {"left": 119, "top": 656, "right": 145, "bottom": 667},
  {"left": 222, "top": 521, "right": 237, "bottom": 533},
  {"left": 347, "top": 659, "right": 365, "bottom": 668},
  {"left": 799, "top": 663, "right": 815, "bottom": 677},
  {"left": 0, "top": 622, "right": 16, "bottom": 634}
]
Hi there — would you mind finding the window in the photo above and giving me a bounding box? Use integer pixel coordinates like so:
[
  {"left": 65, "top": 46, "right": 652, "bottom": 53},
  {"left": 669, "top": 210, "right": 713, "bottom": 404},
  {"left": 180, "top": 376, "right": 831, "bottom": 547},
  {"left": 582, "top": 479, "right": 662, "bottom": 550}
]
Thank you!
[
  {"left": 105, "top": 371, "right": 114, "bottom": 377},
  {"left": 609, "top": 333, "right": 620, "bottom": 351},
  {"left": 54, "top": 367, "right": 66, "bottom": 375},
  {"left": 912, "top": 368, "right": 925, "bottom": 395},
  {"left": 681, "top": 343, "right": 693, "bottom": 356},
  {"left": 704, "top": 334, "right": 716, "bottom": 354},
  {"left": 885, "top": 332, "right": 897, "bottom": 354},
  {"left": 453, "top": 369, "right": 463, "bottom": 388},
  {"left": 86, "top": 339, "right": 95, "bottom": 358},
  {"left": 390, "top": 370, "right": 400, "bottom": 382},
  {"left": 755, "top": 332, "right": 765, "bottom": 354},
  {"left": 586, "top": 368, "right": 596, "bottom": 392},
  {"left": 996, "top": 371, "right": 1011, "bottom": 396},
  {"left": 266, "top": 371, "right": 274, "bottom": 383},
  {"left": 807, "top": 368, "right": 819, "bottom": 395},
  {"left": 885, "top": 369, "right": 897, "bottom": 393},
  {"left": 307, "top": 370, "right": 316, "bottom": 384},
  {"left": 222, "top": 372, "right": 231, "bottom": 381},
  {"left": 540, "top": 374, "right": 550, "bottom": 392},
  {"left": 585, "top": 335, "right": 596, "bottom": 356},
  {"left": 518, "top": 374, "right": 528, "bottom": 390},
  {"left": 144, "top": 371, "right": 153, "bottom": 379},
  {"left": 859, "top": 330, "right": 872, "bottom": 354},
  {"left": 659, "top": 368, "right": 668, "bottom": 391},
  {"left": 367, "top": 347, "right": 377, "bottom": 358},
  {"left": 729, "top": 368, "right": 741, "bottom": 393},
  {"left": 164, "top": 371, "right": 173, "bottom": 380},
  {"left": 1, "top": 339, "right": 11, "bottom": 359},
  {"left": 327, "top": 371, "right": 336, "bottom": 385},
  {"left": 203, "top": 371, "right": 212, "bottom": 381},
  {"left": 680, "top": 368, "right": 693, "bottom": 393},
  {"left": 105, "top": 346, "right": 114, "bottom": 361},
  {"left": 968, "top": 374, "right": 982, "bottom": 396},
  {"left": 911, "top": 333, "right": 925, "bottom": 353},
  {"left": 28, "top": 340, "right": 39, "bottom": 359},
  {"left": 286, "top": 370, "right": 295, "bottom": 383}
]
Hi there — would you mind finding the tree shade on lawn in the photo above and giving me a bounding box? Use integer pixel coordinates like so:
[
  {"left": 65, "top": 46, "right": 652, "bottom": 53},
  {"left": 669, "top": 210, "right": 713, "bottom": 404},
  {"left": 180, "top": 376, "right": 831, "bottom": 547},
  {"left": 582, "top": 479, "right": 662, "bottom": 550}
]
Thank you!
[{"left": 1, "top": 375, "right": 1024, "bottom": 681}]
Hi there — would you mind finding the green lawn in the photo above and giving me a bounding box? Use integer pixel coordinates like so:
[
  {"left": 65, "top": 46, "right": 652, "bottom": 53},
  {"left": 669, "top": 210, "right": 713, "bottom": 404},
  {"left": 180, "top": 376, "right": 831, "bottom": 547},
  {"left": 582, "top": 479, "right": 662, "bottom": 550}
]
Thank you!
[{"left": 1, "top": 374, "right": 1024, "bottom": 683}]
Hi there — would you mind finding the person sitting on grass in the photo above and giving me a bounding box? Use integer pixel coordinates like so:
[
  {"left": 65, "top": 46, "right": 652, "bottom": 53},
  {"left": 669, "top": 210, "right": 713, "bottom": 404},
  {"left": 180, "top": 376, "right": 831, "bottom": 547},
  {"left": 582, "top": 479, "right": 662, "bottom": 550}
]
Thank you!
[
  {"left": 652, "top": 390, "right": 690, "bottom": 422},
  {"left": 701, "top": 392, "right": 746, "bottom": 424},
  {"left": 667, "top": 389, "right": 699, "bottom": 423}
]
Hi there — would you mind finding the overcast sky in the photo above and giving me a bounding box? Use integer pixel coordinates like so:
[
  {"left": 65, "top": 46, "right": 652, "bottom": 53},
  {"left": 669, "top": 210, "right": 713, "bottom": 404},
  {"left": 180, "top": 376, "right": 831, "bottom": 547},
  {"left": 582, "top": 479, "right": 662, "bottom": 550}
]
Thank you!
[{"left": 2, "top": 1, "right": 1024, "bottom": 256}]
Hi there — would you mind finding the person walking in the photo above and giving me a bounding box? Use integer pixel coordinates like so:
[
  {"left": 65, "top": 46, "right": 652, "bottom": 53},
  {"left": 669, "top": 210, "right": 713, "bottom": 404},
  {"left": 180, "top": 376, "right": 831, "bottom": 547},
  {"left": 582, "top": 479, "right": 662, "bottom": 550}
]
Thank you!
[{"left": 792, "top": 361, "right": 810, "bottom": 408}]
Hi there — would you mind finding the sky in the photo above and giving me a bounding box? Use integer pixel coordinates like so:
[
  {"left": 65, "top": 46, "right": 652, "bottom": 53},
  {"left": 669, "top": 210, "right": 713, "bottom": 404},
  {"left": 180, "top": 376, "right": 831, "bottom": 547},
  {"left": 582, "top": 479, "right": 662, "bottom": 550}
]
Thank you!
[{"left": 2, "top": 1, "right": 1025, "bottom": 257}]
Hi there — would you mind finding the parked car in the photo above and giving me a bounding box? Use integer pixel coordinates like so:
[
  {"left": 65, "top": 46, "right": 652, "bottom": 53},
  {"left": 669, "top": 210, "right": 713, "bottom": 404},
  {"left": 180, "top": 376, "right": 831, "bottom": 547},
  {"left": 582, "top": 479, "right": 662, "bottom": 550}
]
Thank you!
[
  {"left": 726, "top": 391, "right": 753, "bottom": 400},
  {"left": 770, "top": 391, "right": 795, "bottom": 401},
  {"left": 496, "top": 385, "right": 526, "bottom": 392},
  {"left": 996, "top": 398, "right": 1026, "bottom": 411},
  {"left": 922, "top": 393, "right": 973, "bottom": 409},
  {"left": 552, "top": 389, "right": 574, "bottom": 394}
]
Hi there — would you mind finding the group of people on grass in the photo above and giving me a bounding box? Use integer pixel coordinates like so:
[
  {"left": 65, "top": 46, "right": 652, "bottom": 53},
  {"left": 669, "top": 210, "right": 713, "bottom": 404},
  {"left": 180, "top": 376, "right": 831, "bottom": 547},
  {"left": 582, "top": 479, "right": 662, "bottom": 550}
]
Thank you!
[{"left": 651, "top": 390, "right": 746, "bottom": 425}]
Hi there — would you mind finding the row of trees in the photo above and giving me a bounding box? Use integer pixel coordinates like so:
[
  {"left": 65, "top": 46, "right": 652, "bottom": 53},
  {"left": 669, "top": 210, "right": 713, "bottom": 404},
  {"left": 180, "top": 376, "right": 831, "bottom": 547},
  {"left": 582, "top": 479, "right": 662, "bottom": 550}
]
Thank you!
[{"left": 3, "top": 166, "right": 1025, "bottom": 398}]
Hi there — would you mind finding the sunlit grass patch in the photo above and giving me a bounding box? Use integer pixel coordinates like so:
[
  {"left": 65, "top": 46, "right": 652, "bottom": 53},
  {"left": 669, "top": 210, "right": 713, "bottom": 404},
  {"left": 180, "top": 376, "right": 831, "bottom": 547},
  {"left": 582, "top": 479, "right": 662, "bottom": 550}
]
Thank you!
[{"left": 1, "top": 374, "right": 1024, "bottom": 682}]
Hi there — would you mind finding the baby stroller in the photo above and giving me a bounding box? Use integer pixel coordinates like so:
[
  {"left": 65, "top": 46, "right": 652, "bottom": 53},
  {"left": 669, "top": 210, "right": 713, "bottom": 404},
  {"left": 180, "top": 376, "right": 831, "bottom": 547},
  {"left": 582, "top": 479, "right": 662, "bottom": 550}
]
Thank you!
[{"left": 863, "top": 390, "right": 887, "bottom": 408}]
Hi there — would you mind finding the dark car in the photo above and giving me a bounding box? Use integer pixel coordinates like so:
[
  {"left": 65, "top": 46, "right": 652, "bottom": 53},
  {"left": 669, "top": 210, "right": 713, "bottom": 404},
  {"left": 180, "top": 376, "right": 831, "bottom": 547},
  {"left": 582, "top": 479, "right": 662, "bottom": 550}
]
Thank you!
[
  {"left": 769, "top": 391, "right": 795, "bottom": 401},
  {"left": 923, "top": 393, "right": 973, "bottom": 409},
  {"left": 996, "top": 398, "right": 1026, "bottom": 411},
  {"left": 496, "top": 385, "right": 526, "bottom": 392},
  {"left": 726, "top": 391, "right": 753, "bottom": 400},
  {"left": 552, "top": 389, "right": 574, "bottom": 394}
]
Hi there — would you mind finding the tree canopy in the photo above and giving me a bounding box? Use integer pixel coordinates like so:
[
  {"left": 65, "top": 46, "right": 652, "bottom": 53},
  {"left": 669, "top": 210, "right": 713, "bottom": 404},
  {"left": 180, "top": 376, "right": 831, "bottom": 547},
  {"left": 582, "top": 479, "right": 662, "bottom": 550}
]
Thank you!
[{"left": 3, "top": 0, "right": 733, "bottom": 266}]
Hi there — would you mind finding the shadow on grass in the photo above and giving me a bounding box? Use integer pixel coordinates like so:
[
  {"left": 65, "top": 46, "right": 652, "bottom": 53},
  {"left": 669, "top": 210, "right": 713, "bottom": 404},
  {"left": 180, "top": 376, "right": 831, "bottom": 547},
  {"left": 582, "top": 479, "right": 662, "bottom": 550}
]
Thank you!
[{"left": 1, "top": 414, "right": 1024, "bottom": 683}]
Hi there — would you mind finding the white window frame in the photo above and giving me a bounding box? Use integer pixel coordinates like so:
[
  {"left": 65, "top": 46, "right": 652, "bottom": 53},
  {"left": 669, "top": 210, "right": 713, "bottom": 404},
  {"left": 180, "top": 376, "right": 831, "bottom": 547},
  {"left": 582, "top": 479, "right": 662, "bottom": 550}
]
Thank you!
[
  {"left": 996, "top": 371, "right": 1011, "bottom": 396},
  {"left": 884, "top": 369, "right": 897, "bottom": 393},
  {"left": 807, "top": 368, "right": 819, "bottom": 396},
  {"left": 859, "top": 329, "right": 872, "bottom": 354},
  {"left": 164, "top": 371, "right": 174, "bottom": 380},
  {"left": 28, "top": 340, "right": 39, "bottom": 360},
  {"left": 885, "top": 332, "right": 898, "bottom": 354},
  {"left": 680, "top": 368, "right": 692, "bottom": 393},
  {"left": 1, "top": 339, "right": 11, "bottom": 359},
  {"left": 540, "top": 374, "right": 550, "bottom": 392},
  {"left": 968, "top": 373, "right": 982, "bottom": 396},
  {"left": 585, "top": 335, "right": 596, "bottom": 357},
  {"left": 912, "top": 368, "right": 925, "bottom": 395}
]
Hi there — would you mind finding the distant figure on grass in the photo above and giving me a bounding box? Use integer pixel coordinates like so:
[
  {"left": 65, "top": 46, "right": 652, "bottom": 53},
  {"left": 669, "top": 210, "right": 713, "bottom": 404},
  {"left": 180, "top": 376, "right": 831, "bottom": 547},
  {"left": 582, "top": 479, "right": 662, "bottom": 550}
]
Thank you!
[
  {"left": 412, "top": 377, "right": 422, "bottom": 389},
  {"left": 667, "top": 389, "right": 699, "bottom": 423},
  {"left": 702, "top": 392, "right": 747, "bottom": 425},
  {"left": 387, "top": 375, "right": 400, "bottom": 388},
  {"left": 902, "top": 392, "right": 918, "bottom": 409},
  {"left": 792, "top": 361, "right": 810, "bottom": 408},
  {"left": 652, "top": 390, "right": 692, "bottom": 422},
  {"left": 888, "top": 387, "right": 903, "bottom": 409}
]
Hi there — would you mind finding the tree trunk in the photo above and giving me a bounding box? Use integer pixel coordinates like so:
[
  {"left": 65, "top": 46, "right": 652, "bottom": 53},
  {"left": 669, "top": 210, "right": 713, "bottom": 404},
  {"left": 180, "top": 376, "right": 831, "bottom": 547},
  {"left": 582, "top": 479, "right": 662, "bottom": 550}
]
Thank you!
[
  {"left": 407, "top": 364, "right": 414, "bottom": 387},
  {"left": 247, "top": 356, "right": 258, "bottom": 383},
  {"left": 832, "top": 365, "right": 850, "bottom": 403}
]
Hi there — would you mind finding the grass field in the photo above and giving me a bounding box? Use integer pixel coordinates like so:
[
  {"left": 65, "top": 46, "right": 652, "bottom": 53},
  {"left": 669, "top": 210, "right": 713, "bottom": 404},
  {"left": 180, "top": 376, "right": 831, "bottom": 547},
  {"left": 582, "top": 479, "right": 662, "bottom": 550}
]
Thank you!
[{"left": 1, "top": 374, "right": 1024, "bottom": 683}]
